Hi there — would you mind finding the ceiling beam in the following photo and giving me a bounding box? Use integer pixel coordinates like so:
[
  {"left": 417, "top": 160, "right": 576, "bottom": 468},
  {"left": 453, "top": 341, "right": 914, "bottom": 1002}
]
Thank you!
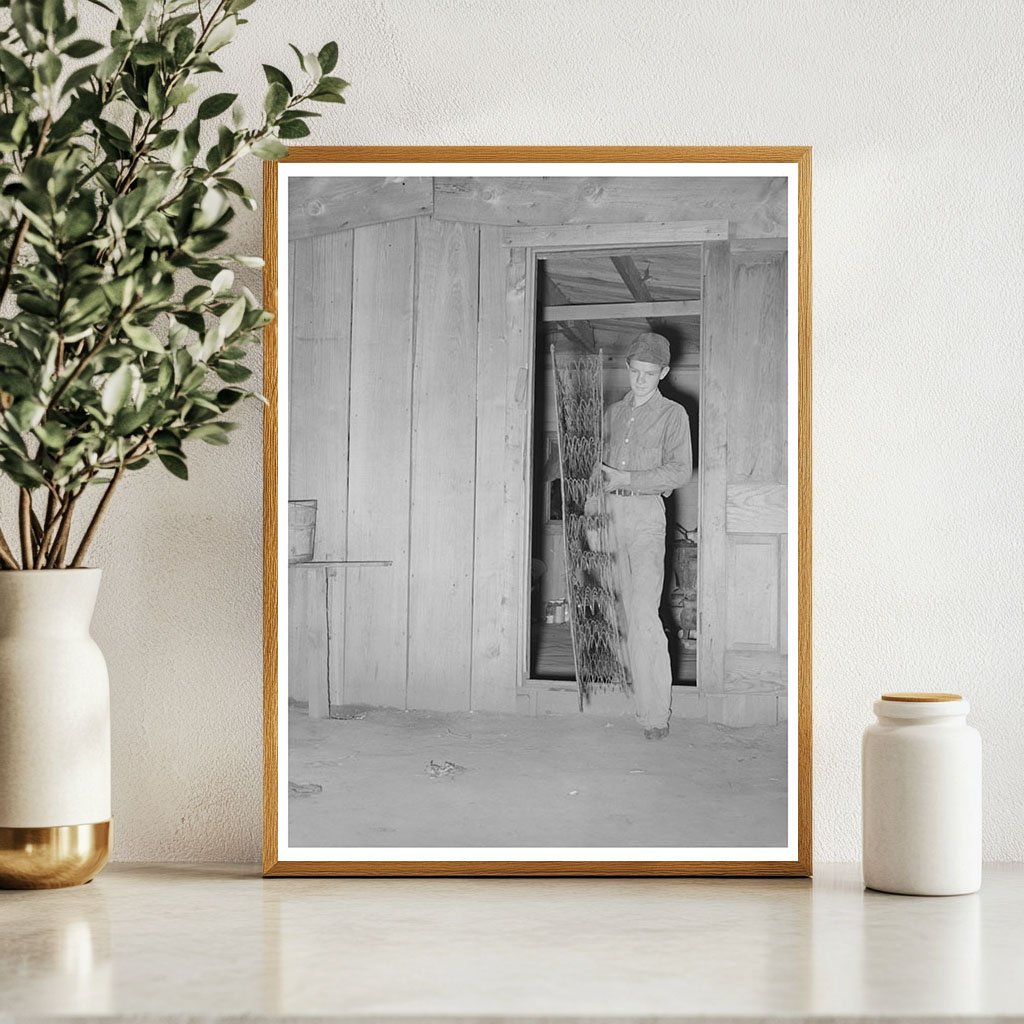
[
  {"left": 610, "top": 254, "right": 679, "bottom": 336},
  {"left": 541, "top": 299, "right": 701, "bottom": 322},
  {"left": 540, "top": 274, "right": 596, "bottom": 352}
]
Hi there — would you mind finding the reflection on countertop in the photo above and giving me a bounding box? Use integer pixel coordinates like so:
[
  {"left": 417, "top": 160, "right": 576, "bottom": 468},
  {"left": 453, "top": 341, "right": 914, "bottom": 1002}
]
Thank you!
[{"left": 1, "top": 862, "right": 1021, "bottom": 1019}]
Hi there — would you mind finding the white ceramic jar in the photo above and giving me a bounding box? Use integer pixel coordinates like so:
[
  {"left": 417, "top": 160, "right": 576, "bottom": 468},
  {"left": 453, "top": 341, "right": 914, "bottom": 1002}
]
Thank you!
[{"left": 862, "top": 692, "right": 981, "bottom": 896}]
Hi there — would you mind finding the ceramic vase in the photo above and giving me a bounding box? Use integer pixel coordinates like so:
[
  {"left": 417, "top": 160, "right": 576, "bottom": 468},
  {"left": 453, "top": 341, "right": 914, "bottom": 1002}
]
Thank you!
[
  {"left": 862, "top": 692, "right": 982, "bottom": 896},
  {"left": 0, "top": 569, "right": 111, "bottom": 888}
]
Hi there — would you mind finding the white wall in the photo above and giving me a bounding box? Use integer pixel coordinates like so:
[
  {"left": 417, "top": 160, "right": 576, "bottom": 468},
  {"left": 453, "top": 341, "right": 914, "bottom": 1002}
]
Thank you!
[{"left": 65, "top": 0, "right": 1023, "bottom": 862}]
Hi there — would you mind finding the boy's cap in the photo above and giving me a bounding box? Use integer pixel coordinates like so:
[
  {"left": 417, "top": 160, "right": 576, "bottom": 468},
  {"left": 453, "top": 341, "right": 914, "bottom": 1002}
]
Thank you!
[{"left": 625, "top": 332, "right": 671, "bottom": 367}]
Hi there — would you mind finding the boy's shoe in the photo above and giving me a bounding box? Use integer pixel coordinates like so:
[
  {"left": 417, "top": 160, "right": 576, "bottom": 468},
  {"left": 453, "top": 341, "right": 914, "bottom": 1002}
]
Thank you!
[{"left": 643, "top": 725, "right": 669, "bottom": 741}]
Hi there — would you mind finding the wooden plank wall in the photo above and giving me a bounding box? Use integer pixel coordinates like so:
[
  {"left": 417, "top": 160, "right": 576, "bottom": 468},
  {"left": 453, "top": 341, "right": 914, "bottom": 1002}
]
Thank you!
[
  {"left": 343, "top": 219, "right": 416, "bottom": 708},
  {"left": 469, "top": 227, "right": 522, "bottom": 711},
  {"left": 407, "top": 219, "right": 480, "bottom": 710},
  {"left": 697, "top": 241, "right": 732, "bottom": 698},
  {"left": 288, "top": 217, "right": 519, "bottom": 714},
  {"left": 722, "top": 250, "right": 788, "bottom": 715},
  {"left": 434, "top": 177, "right": 787, "bottom": 237},
  {"left": 287, "top": 234, "right": 352, "bottom": 715}
]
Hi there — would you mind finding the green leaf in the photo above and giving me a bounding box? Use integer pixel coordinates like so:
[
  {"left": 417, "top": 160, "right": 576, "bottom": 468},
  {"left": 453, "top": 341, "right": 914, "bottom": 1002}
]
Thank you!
[
  {"left": 228, "top": 254, "right": 264, "bottom": 269},
  {"left": 0, "top": 50, "right": 33, "bottom": 87},
  {"left": 300, "top": 51, "right": 321, "bottom": 81},
  {"left": 215, "top": 388, "right": 247, "bottom": 408},
  {"left": 217, "top": 296, "right": 246, "bottom": 339},
  {"left": 309, "top": 88, "right": 346, "bottom": 104},
  {"left": 189, "top": 422, "right": 230, "bottom": 445},
  {"left": 166, "top": 82, "right": 199, "bottom": 107},
  {"left": 112, "top": 405, "right": 151, "bottom": 435},
  {"left": 42, "top": 0, "right": 67, "bottom": 33},
  {"left": 198, "top": 91, "right": 237, "bottom": 119},
  {"left": 156, "top": 360, "right": 173, "bottom": 391},
  {"left": 96, "top": 43, "right": 128, "bottom": 81},
  {"left": 181, "top": 364, "right": 206, "bottom": 391},
  {"left": 158, "top": 452, "right": 188, "bottom": 479},
  {"left": 149, "top": 128, "right": 177, "bottom": 149},
  {"left": 9, "top": 399, "right": 46, "bottom": 432},
  {"left": 98, "top": 118, "right": 132, "bottom": 150},
  {"left": 262, "top": 64, "right": 292, "bottom": 94},
  {"left": 61, "top": 62, "right": 98, "bottom": 96},
  {"left": 123, "top": 321, "right": 164, "bottom": 353},
  {"left": 1, "top": 456, "right": 46, "bottom": 487},
  {"left": 0, "top": 346, "right": 29, "bottom": 370},
  {"left": 11, "top": 2, "right": 45, "bottom": 52},
  {"left": 264, "top": 82, "right": 289, "bottom": 118},
  {"left": 203, "top": 15, "right": 236, "bottom": 53},
  {"left": 17, "top": 292, "right": 57, "bottom": 317},
  {"left": 214, "top": 361, "right": 251, "bottom": 383},
  {"left": 250, "top": 138, "right": 287, "bottom": 160},
  {"left": 62, "top": 38, "right": 104, "bottom": 58},
  {"left": 101, "top": 365, "right": 133, "bottom": 415},
  {"left": 210, "top": 269, "right": 234, "bottom": 294},
  {"left": 34, "top": 421, "right": 70, "bottom": 449},
  {"left": 38, "top": 51, "right": 63, "bottom": 86},
  {"left": 173, "top": 26, "right": 196, "bottom": 65},
  {"left": 121, "top": 0, "right": 152, "bottom": 33},
  {"left": 113, "top": 186, "right": 149, "bottom": 229},
  {"left": 196, "top": 186, "right": 227, "bottom": 228},
  {"left": 319, "top": 75, "right": 349, "bottom": 93},
  {"left": 132, "top": 42, "right": 168, "bottom": 66},
  {"left": 317, "top": 41, "right": 339, "bottom": 75},
  {"left": 278, "top": 120, "right": 310, "bottom": 140}
]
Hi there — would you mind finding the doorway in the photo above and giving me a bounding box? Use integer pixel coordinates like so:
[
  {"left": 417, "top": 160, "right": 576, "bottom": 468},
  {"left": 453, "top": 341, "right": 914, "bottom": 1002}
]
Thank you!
[{"left": 527, "top": 245, "right": 703, "bottom": 690}]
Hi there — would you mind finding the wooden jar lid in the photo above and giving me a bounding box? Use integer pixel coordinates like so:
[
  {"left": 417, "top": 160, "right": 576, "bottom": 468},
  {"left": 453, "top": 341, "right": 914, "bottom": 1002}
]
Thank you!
[{"left": 881, "top": 692, "right": 962, "bottom": 702}]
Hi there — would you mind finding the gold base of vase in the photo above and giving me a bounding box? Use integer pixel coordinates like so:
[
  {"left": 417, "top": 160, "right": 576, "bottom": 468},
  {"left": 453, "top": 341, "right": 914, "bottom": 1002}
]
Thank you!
[{"left": 0, "top": 821, "right": 111, "bottom": 889}]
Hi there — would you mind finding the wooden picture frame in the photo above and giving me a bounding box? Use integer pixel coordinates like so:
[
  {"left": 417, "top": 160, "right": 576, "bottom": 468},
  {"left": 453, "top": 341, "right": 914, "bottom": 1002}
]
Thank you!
[{"left": 263, "top": 147, "right": 812, "bottom": 877}]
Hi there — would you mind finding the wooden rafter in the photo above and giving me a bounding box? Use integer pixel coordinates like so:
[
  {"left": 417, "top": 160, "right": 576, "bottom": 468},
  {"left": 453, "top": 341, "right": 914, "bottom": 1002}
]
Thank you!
[
  {"left": 540, "top": 272, "right": 595, "bottom": 352},
  {"left": 611, "top": 254, "right": 673, "bottom": 334},
  {"left": 541, "top": 299, "right": 700, "bottom": 322}
]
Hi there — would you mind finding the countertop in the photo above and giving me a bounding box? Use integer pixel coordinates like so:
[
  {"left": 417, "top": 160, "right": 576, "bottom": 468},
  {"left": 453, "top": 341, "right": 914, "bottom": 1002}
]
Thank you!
[{"left": 1, "top": 862, "right": 1022, "bottom": 1020}]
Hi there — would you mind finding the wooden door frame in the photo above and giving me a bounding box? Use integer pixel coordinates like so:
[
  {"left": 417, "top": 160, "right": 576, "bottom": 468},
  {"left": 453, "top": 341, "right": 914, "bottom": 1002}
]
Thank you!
[{"left": 505, "top": 221, "right": 728, "bottom": 694}]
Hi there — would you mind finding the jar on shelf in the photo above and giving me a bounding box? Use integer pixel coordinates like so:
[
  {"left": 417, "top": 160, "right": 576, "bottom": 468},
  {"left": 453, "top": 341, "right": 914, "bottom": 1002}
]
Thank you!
[{"left": 862, "top": 692, "right": 981, "bottom": 896}]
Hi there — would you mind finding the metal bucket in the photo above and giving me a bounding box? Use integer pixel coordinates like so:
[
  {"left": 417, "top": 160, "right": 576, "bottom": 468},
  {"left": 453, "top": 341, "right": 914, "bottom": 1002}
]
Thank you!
[{"left": 288, "top": 499, "right": 317, "bottom": 563}]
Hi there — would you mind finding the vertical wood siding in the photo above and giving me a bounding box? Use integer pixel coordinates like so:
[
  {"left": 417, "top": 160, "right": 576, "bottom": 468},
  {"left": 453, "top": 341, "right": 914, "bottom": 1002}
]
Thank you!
[
  {"left": 470, "top": 227, "right": 521, "bottom": 710},
  {"left": 344, "top": 219, "right": 416, "bottom": 708},
  {"left": 406, "top": 219, "right": 480, "bottom": 710}
]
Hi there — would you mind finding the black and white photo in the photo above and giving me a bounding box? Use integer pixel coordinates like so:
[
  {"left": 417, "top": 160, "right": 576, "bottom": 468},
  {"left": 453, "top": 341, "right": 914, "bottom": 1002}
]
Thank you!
[{"left": 263, "top": 150, "right": 811, "bottom": 876}]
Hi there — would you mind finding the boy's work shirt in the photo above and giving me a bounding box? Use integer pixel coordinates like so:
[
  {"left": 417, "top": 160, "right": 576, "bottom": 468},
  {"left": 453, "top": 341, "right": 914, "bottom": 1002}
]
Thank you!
[{"left": 603, "top": 390, "right": 693, "bottom": 494}]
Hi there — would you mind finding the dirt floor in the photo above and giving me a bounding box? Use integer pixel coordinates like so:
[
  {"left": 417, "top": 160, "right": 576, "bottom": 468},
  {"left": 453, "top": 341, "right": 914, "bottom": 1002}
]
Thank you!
[{"left": 288, "top": 706, "right": 788, "bottom": 849}]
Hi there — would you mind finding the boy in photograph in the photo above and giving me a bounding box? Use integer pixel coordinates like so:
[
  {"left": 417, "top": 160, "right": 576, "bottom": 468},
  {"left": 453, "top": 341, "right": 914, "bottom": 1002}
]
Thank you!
[{"left": 600, "top": 332, "right": 693, "bottom": 739}]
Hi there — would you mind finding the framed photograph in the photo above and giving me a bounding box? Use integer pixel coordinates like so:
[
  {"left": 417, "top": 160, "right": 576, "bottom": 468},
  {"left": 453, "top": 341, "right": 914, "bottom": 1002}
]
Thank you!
[{"left": 263, "top": 147, "right": 812, "bottom": 876}]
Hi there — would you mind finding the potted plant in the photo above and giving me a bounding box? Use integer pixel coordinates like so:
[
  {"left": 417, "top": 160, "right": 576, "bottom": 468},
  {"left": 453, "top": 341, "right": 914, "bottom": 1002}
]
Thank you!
[{"left": 0, "top": 0, "right": 344, "bottom": 887}]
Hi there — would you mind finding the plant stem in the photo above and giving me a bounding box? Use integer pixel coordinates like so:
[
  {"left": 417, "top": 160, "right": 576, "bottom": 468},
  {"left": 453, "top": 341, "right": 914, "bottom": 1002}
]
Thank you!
[
  {"left": 0, "top": 113, "right": 52, "bottom": 310},
  {"left": 29, "top": 507, "right": 43, "bottom": 545},
  {"left": 42, "top": 489, "right": 56, "bottom": 533},
  {"left": 18, "top": 489, "right": 34, "bottom": 570},
  {"left": 0, "top": 527, "right": 20, "bottom": 570},
  {"left": 45, "top": 493, "right": 78, "bottom": 569},
  {"left": 70, "top": 466, "right": 124, "bottom": 568},
  {"left": 36, "top": 488, "right": 67, "bottom": 566},
  {"left": 46, "top": 299, "right": 139, "bottom": 414},
  {"left": 0, "top": 216, "right": 30, "bottom": 311}
]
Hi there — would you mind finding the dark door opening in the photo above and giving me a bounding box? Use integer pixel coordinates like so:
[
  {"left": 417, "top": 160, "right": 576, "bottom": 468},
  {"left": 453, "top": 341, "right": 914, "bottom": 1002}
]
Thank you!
[{"left": 527, "top": 246, "right": 702, "bottom": 687}]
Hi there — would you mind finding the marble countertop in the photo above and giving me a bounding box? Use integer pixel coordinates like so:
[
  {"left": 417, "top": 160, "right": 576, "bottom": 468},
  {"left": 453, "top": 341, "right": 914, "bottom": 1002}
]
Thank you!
[{"left": 1, "top": 862, "right": 1021, "bottom": 1020}]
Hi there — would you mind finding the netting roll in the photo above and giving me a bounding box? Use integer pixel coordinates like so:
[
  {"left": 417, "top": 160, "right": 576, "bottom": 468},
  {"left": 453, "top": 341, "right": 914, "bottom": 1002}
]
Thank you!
[{"left": 550, "top": 349, "right": 631, "bottom": 702}]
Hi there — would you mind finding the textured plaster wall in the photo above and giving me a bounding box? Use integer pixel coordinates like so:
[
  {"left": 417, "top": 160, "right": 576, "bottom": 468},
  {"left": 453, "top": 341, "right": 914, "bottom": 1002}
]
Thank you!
[{"left": 65, "top": 0, "right": 1023, "bottom": 862}]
